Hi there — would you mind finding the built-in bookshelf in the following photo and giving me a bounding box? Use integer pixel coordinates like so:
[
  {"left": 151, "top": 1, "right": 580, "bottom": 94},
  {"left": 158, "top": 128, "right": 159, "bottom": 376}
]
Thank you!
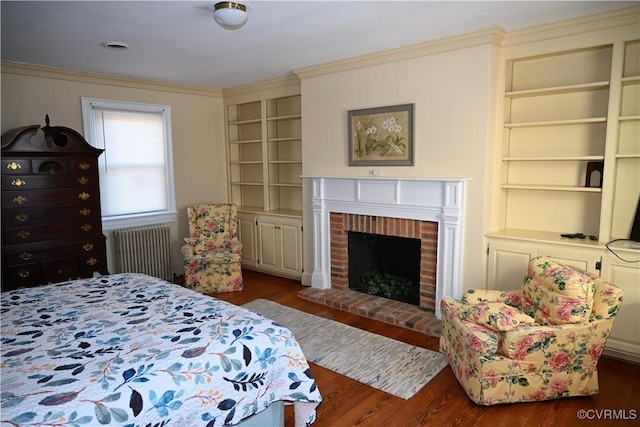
[
  {"left": 226, "top": 94, "right": 301, "bottom": 215},
  {"left": 498, "top": 41, "right": 639, "bottom": 243}
]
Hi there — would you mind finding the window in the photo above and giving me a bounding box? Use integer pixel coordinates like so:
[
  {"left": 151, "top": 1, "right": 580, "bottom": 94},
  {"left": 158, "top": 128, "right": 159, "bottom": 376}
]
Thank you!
[{"left": 81, "top": 97, "right": 176, "bottom": 230}]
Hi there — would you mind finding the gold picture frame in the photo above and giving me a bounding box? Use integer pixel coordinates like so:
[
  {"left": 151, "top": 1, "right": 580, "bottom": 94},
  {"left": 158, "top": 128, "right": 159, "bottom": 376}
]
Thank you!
[{"left": 348, "top": 103, "right": 414, "bottom": 166}]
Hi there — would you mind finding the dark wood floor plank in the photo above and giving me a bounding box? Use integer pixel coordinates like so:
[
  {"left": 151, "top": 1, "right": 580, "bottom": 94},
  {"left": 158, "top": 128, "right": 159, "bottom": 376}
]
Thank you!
[{"left": 187, "top": 269, "right": 640, "bottom": 427}]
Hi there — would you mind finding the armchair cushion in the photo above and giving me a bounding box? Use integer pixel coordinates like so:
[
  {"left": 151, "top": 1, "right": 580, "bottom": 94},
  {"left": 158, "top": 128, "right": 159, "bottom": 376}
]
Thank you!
[
  {"left": 460, "top": 302, "right": 537, "bottom": 332},
  {"left": 521, "top": 256, "right": 597, "bottom": 325}
]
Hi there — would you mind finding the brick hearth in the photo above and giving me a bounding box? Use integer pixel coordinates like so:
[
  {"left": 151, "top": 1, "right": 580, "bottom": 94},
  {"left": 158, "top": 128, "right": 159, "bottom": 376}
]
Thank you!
[{"left": 297, "top": 287, "right": 441, "bottom": 337}]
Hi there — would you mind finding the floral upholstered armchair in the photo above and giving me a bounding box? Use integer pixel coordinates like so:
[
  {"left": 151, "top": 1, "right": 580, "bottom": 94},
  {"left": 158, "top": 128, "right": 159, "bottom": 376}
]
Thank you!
[
  {"left": 439, "top": 256, "right": 623, "bottom": 405},
  {"left": 181, "top": 203, "right": 243, "bottom": 293}
]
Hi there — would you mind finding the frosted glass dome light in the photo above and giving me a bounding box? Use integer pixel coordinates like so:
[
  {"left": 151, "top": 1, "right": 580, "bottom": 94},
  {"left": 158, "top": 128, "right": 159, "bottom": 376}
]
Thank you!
[{"left": 214, "top": 2, "right": 248, "bottom": 30}]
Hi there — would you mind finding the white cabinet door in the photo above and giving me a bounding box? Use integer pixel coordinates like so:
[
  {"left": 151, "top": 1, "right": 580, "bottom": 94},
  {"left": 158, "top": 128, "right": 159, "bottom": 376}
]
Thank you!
[
  {"left": 237, "top": 213, "right": 258, "bottom": 268},
  {"left": 279, "top": 220, "right": 302, "bottom": 277},
  {"left": 487, "top": 240, "right": 534, "bottom": 291},
  {"left": 258, "top": 219, "right": 279, "bottom": 272},
  {"left": 600, "top": 256, "right": 640, "bottom": 361},
  {"left": 256, "top": 215, "right": 303, "bottom": 279}
]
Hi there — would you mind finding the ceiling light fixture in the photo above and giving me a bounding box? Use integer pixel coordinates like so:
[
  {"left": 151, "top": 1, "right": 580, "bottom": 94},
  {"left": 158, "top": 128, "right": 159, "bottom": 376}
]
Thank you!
[{"left": 213, "top": 2, "right": 248, "bottom": 30}]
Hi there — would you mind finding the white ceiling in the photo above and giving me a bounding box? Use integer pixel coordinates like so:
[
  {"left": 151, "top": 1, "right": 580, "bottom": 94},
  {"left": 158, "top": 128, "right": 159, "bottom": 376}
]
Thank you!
[{"left": 1, "top": 1, "right": 637, "bottom": 90}]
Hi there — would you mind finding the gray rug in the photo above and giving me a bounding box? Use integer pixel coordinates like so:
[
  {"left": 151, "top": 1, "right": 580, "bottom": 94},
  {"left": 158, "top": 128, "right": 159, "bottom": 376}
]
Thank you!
[{"left": 242, "top": 299, "right": 448, "bottom": 400}]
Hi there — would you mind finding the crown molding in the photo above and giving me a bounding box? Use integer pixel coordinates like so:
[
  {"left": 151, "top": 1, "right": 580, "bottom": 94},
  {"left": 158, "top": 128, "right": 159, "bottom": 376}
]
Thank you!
[
  {"left": 222, "top": 74, "right": 300, "bottom": 100},
  {"left": 294, "top": 27, "right": 506, "bottom": 81},
  {"left": 502, "top": 6, "right": 640, "bottom": 47},
  {"left": 1, "top": 61, "right": 223, "bottom": 98}
]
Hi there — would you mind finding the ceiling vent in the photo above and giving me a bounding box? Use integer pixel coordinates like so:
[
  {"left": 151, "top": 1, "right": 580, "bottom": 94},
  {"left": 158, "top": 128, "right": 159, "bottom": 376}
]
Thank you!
[{"left": 100, "top": 41, "right": 131, "bottom": 51}]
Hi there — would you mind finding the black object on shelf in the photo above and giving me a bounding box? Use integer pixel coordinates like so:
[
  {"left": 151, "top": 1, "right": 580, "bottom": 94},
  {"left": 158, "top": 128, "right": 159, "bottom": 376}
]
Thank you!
[{"left": 585, "top": 161, "right": 604, "bottom": 188}]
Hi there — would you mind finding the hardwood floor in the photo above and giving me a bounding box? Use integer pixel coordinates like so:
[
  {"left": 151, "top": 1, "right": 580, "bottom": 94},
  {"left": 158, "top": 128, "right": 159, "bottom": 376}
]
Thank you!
[{"left": 206, "top": 270, "right": 640, "bottom": 427}]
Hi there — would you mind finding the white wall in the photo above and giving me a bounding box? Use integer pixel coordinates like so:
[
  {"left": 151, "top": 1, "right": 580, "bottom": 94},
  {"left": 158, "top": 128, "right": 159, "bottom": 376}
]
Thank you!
[
  {"left": 1, "top": 70, "right": 228, "bottom": 274},
  {"left": 299, "top": 43, "right": 498, "bottom": 292}
]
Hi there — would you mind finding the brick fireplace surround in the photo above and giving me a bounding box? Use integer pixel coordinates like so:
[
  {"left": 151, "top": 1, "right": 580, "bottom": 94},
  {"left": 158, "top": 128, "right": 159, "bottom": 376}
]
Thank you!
[
  {"left": 329, "top": 213, "right": 438, "bottom": 309},
  {"left": 298, "top": 176, "right": 468, "bottom": 337},
  {"left": 299, "top": 213, "right": 441, "bottom": 336}
]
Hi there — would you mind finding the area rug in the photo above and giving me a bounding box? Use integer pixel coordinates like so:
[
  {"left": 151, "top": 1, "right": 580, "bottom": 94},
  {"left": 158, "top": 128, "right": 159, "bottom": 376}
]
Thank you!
[{"left": 242, "top": 299, "right": 448, "bottom": 400}]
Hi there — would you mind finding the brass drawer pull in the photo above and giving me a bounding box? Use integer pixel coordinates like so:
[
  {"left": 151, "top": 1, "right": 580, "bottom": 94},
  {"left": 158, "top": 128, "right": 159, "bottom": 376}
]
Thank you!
[
  {"left": 79, "top": 208, "right": 92, "bottom": 216},
  {"left": 16, "top": 230, "right": 30, "bottom": 239},
  {"left": 13, "top": 196, "right": 27, "bottom": 205},
  {"left": 78, "top": 162, "right": 91, "bottom": 170},
  {"left": 15, "top": 213, "right": 29, "bottom": 222},
  {"left": 18, "top": 269, "right": 30, "bottom": 278},
  {"left": 19, "top": 252, "right": 33, "bottom": 261},
  {"left": 11, "top": 178, "right": 26, "bottom": 187},
  {"left": 81, "top": 224, "right": 92, "bottom": 232},
  {"left": 82, "top": 243, "right": 94, "bottom": 251},
  {"left": 6, "top": 162, "right": 22, "bottom": 171},
  {"left": 77, "top": 177, "right": 89, "bottom": 185},
  {"left": 86, "top": 258, "right": 98, "bottom": 266},
  {"left": 78, "top": 192, "right": 91, "bottom": 200}
]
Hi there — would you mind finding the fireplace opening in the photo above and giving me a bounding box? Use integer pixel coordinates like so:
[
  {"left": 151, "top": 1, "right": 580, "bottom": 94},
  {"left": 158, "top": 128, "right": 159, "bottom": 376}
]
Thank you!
[{"left": 348, "top": 231, "right": 421, "bottom": 305}]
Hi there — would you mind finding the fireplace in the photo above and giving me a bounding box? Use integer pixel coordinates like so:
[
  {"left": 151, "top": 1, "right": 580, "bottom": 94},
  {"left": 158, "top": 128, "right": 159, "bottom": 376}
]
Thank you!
[
  {"left": 333, "top": 213, "right": 437, "bottom": 309},
  {"left": 348, "top": 231, "right": 421, "bottom": 305},
  {"left": 304, "top": 175, "right": 467, "bottom": 318}
]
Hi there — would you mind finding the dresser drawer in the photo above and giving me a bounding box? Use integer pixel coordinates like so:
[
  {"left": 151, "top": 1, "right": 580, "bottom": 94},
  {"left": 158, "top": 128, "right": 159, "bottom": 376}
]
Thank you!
[
  {"left": 31, "top": 158, "right": 72, "bottom": 174},
  {"left": 72, "top": 158, "right": 98, "bottom": 173},
  {"left": 4, "top": 219, "right": 103, "bottom": 245},
  {"left": 41, "top": 257, "right": 79, "bottom": 284},
  {"left": 2, "top": 174, "right": 99, "bottom": 191},
  {"left": 4, "top": 236, "right": 106, "bottom": 264},
  {"left": 2, "top": 188, "right": 100, "bottom": 208},
  {"left": 2, "top": 203, "right": 100, "bottom": 227},
  {"left": 5, "top": 263, "right": 42, "bottom": 289},
  {"left": 1, "top": 159, "right": 31, "bottom": 175}
]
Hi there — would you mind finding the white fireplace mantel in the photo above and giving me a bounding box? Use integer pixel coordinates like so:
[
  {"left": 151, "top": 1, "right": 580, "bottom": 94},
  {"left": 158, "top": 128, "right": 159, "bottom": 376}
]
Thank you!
[{"left": 303, "top": 175, "right": 469, "bottom": 318}]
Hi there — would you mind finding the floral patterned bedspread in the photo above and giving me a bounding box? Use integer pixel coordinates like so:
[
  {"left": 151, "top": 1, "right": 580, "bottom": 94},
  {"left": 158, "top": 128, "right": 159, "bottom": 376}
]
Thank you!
[{"left": 1, "top": 273, "right": 322, "bottom": 426}]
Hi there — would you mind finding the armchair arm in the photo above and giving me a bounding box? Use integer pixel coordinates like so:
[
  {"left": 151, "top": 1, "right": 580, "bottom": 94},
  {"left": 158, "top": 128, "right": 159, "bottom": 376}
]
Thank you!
[
  {"left": 462, "top": 289, "right": 522, "bottom": 307},
  {"left": 501, "top": 318, "right": 615, "bottom": 366},
  {"left": 440, "top": 298, "right": 501, "bottom": 357}
]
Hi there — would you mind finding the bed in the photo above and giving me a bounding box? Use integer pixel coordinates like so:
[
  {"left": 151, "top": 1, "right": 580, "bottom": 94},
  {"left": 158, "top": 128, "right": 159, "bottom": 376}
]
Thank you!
[{"left": 0, "top": 273, "right": 322, "bottom": 426}]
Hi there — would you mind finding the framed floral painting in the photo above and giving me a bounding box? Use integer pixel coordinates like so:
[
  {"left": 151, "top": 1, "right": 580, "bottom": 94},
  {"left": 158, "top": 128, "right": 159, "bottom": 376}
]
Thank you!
[{"left": 347, "top": 103, "right": 414, "bottom": 166}]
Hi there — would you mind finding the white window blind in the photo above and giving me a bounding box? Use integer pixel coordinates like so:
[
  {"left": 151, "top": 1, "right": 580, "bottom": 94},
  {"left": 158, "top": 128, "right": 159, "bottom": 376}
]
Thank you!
[{"left": 81, "top": 97, "right": 176, "bottom": 230}]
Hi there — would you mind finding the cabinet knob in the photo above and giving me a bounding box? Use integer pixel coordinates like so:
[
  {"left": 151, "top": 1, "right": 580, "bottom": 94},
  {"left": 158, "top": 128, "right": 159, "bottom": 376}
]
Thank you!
[
  {"left": 19, "top": 252, "right": 33, "bottom": 261},
  {"left": 13, "top": 195, "right": 27, "bottom": 205},
  {"left": 78, "top": 192, "right": 91, "bottom": 200},
  {"left": 83, "top": 243, "right": 94, "bottom": 252},
  {"left": 77, "top": 176, "right": 89, "bottom": 185},
  {"left": 11, "top": 178, "right": 26, "bottom": 187},
  {"left": 80, "top": 224, "right": 93, "bottom": 232},
  {"left": 16, "top": 230, "right": 30, "bottom": 239},
  {"left": 15, "top": 213, "right": 29, "bottom": 222},
  {"left": 86, "top": 258, "right": 98, "bottom": 266},
  {"left": 18, "top": 269, "right": 30, "bottom": 278},
  {"left": 6, "top": 162, "right": 22, "bottom": 171},
  {"left": 78, "top": 162, "right": 91, "bottom": 170},
  {"left": 79, "top": 208, "right": 92, "bottom": 216}
]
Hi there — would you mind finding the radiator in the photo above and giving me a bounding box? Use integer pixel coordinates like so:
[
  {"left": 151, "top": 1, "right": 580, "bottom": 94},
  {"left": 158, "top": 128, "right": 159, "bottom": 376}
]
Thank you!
[{"left": 113, "top": 224, "right": 173, "bottom": 282}]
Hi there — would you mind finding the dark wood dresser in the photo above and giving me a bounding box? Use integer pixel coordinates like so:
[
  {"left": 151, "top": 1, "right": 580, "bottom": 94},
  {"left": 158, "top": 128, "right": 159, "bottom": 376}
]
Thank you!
[{"left": 1, "top": 116, "right": 108, "bottom": 291}]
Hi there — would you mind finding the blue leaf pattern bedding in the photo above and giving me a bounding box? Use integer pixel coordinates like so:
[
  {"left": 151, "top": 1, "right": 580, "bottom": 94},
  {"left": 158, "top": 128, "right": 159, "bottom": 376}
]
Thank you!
[{"left": 0, "top": 273, "right": 322, "bottom": 426}]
